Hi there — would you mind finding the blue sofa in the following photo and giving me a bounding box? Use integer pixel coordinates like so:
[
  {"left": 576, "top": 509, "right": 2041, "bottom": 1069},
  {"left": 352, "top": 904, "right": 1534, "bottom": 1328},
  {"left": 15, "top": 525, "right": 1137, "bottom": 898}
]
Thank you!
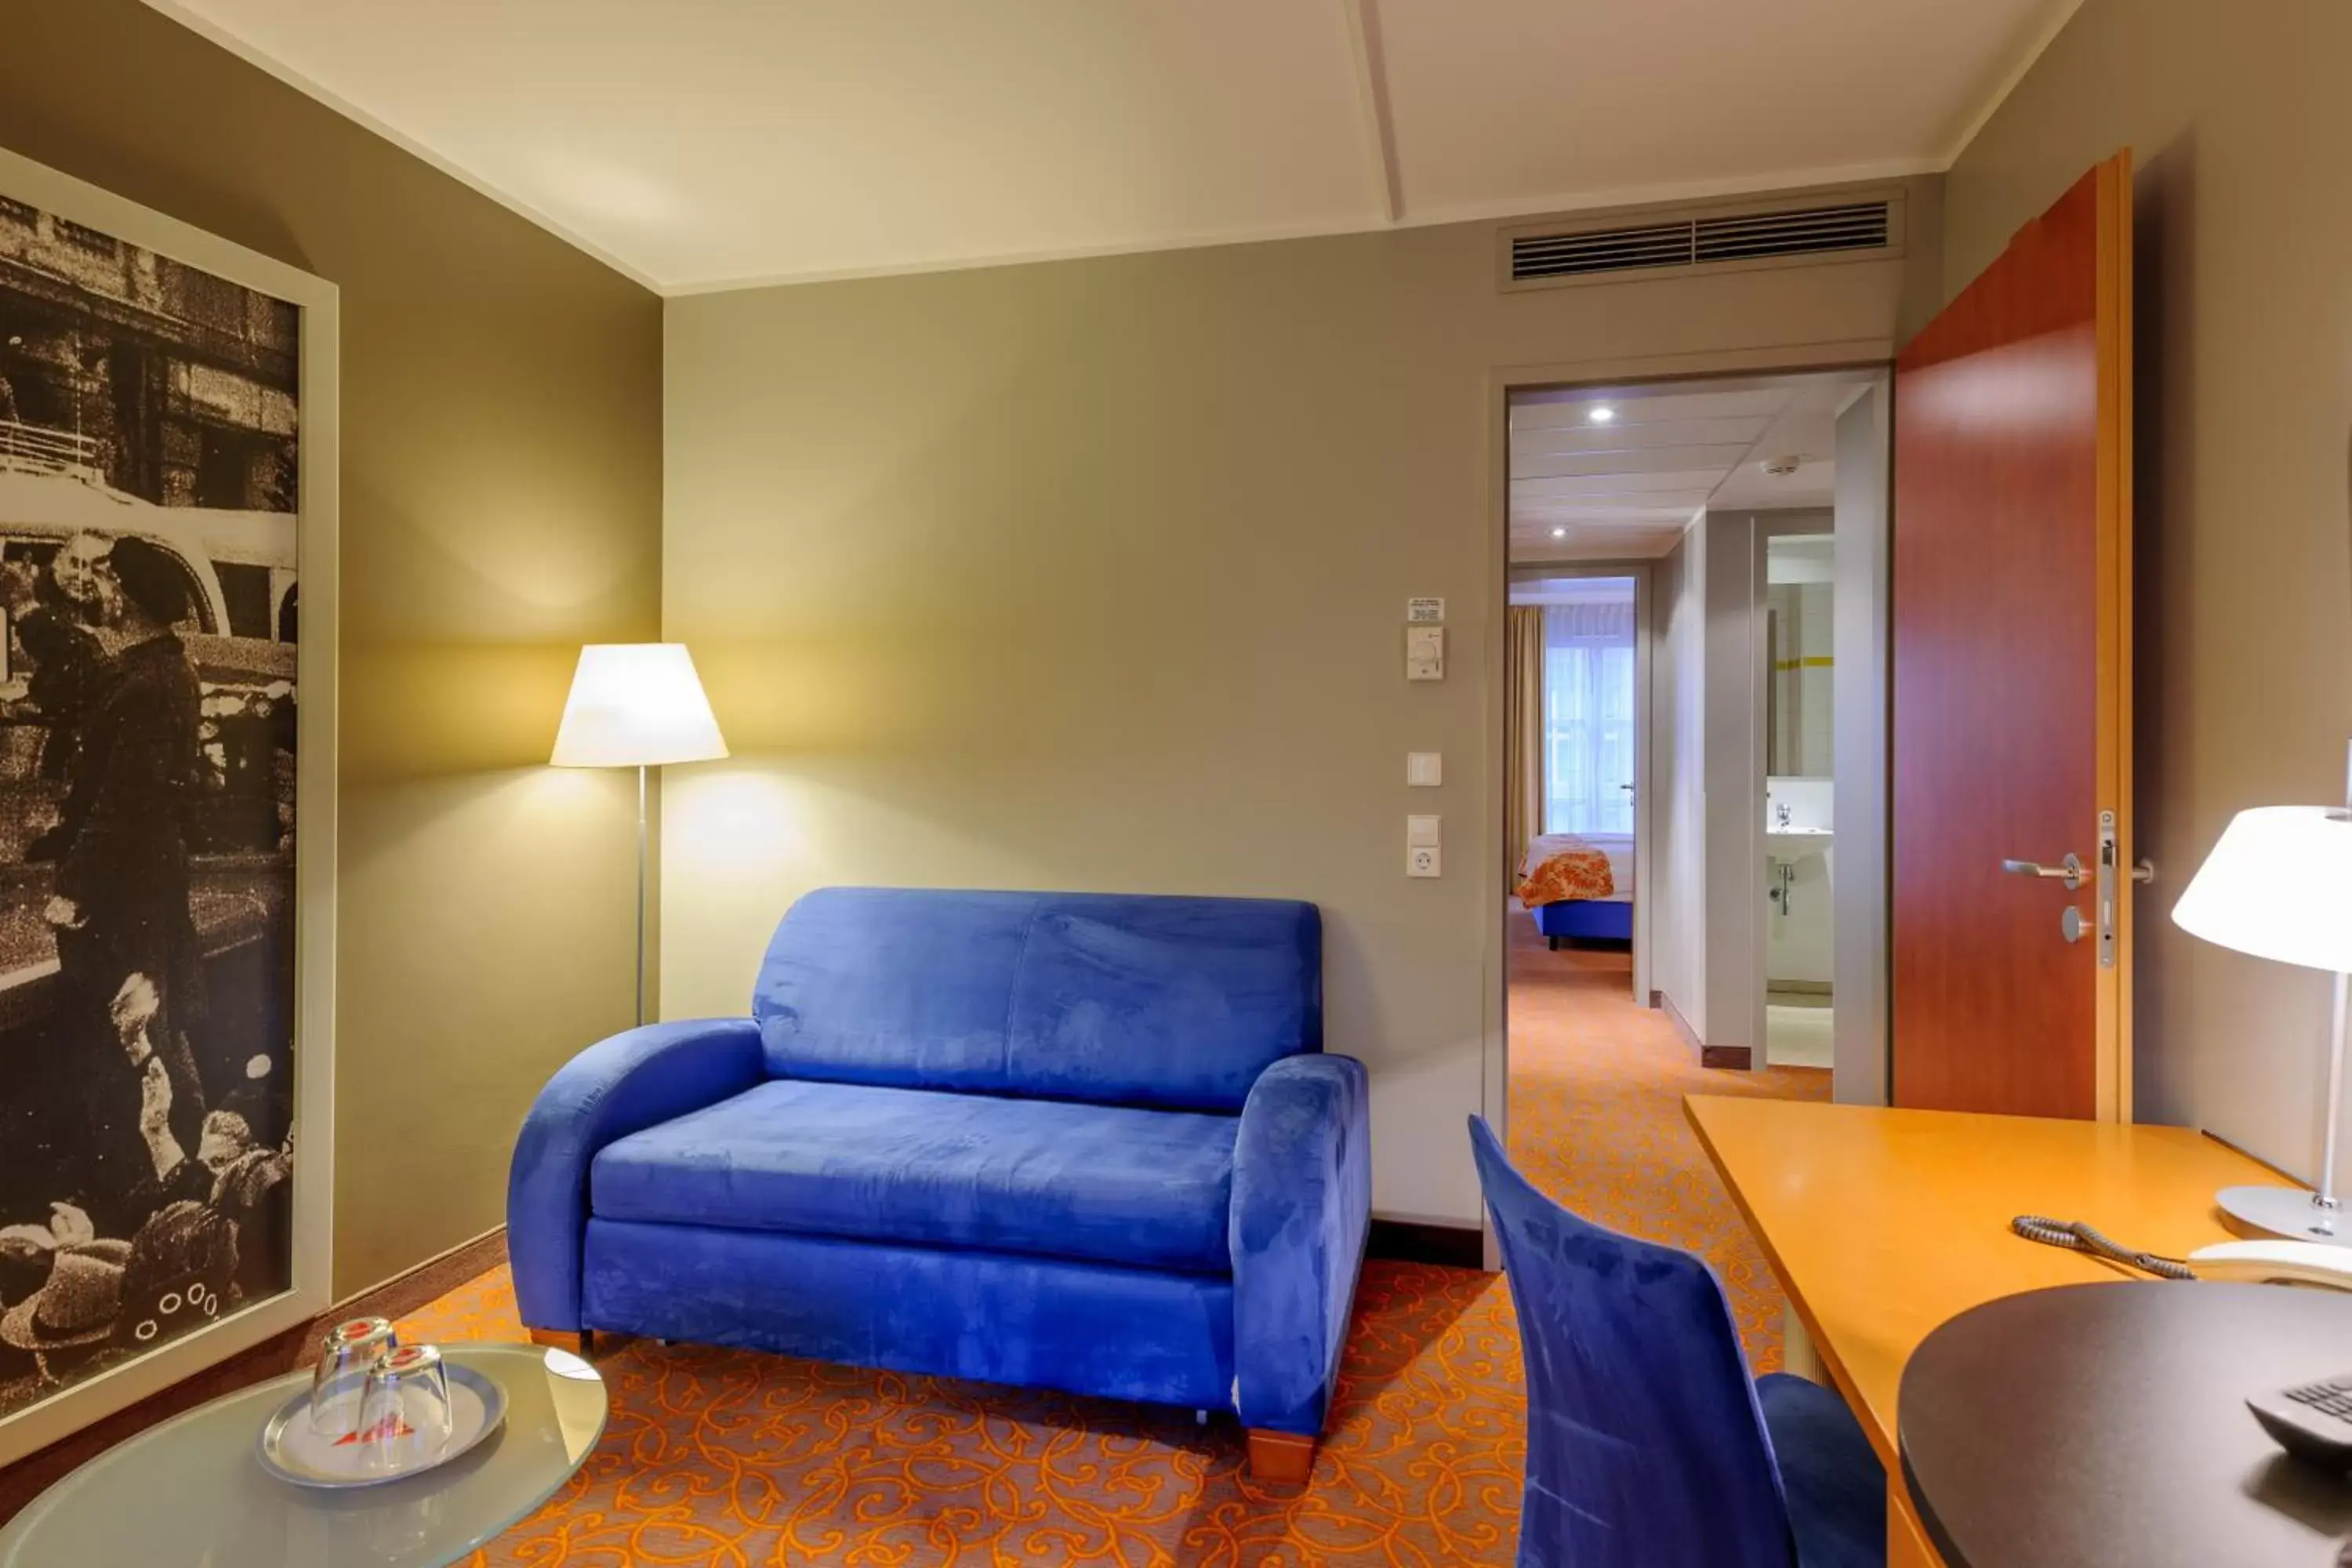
[{"left": 507, "top": 887, "right": 1370, "bottom": 1478}]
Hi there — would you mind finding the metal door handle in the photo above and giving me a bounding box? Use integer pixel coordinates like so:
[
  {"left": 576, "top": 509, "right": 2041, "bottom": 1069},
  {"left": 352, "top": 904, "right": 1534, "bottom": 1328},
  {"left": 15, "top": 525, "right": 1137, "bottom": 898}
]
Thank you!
[{"left": 2002, "top": 853, "right": 2085, "bottom": 890}]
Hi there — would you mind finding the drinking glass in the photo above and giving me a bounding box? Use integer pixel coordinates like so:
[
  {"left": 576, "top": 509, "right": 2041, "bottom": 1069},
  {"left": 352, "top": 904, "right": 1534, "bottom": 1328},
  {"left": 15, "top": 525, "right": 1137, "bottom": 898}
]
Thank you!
[
  {"left": 310, "top": 1316, "right": 397, "bottom": 1439},
  {"left": 358, "top": 1342, "right": 455, "bottom": 1472}
]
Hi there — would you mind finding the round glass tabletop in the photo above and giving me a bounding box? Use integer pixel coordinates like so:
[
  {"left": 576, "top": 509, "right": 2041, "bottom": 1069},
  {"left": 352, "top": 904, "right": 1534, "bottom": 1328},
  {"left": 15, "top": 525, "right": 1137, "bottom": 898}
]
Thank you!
[{"left": 0, "top": 1342, "right": 607, "bottom": 1567}]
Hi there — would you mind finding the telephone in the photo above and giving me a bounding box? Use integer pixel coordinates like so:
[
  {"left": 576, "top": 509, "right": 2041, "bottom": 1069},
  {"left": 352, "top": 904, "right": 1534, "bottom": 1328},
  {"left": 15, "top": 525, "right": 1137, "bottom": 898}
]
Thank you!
[
  {"left": 2008, "top": 1221, "right": 2352, "bottom": 1461},
  {"left": 2188, "top": 1240, "right": 2352, "bottom": 1290},
  {"left": 2185, "top": 1240, "right": 2352, "bottom": 1469}
]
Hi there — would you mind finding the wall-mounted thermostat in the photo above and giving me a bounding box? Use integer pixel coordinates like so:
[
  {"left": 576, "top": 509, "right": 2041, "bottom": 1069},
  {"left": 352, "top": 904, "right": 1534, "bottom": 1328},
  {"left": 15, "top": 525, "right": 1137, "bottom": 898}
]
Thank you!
[
  {"left": 1406, "top": 597, "right": 1445, "bottom": 625},
  {"left": 1406, "top": 626, "right": 1445, "bottom": 681}
]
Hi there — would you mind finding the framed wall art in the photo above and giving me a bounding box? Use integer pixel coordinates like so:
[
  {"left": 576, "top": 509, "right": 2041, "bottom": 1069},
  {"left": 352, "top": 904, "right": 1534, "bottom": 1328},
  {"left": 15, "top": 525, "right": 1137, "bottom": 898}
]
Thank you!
[{"left": 0, "top": 143, "right": 336, "bottom": 1465}]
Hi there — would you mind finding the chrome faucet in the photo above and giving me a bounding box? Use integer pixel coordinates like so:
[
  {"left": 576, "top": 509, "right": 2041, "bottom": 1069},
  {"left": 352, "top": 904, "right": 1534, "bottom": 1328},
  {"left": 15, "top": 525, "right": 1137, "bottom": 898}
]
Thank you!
[{"left": 1775, "top": 801, "right": 1792, "bottom": 829}]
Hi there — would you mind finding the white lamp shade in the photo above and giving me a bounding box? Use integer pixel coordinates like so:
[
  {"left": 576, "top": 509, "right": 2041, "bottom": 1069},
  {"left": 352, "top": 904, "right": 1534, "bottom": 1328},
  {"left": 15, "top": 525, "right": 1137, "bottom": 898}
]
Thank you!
[
  {"left": 550, "top": 644, "right": 728, "bottom": 768},
  {"left": 2172, "top": 805, "right": 2352, "bottom": 974}
]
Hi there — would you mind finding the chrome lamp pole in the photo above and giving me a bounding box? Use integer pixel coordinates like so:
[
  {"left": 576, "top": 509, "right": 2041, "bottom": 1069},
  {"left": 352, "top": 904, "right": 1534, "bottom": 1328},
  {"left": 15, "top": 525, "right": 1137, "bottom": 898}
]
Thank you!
[{"left": 635, "top": 761, "right": 654, "bottom": 1029}]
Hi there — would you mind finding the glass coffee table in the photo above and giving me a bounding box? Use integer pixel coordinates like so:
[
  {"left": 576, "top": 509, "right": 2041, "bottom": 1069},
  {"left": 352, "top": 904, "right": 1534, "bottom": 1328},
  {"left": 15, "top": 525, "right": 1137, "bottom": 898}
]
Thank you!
[{"left": 0, "top": 1343, "right": 607, "bottom": 1566}]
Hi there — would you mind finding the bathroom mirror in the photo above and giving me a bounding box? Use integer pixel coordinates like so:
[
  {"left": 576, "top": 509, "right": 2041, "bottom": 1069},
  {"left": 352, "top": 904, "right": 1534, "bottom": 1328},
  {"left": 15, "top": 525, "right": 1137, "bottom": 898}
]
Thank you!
[{"left": 1765, "top": 533, "right": 1834, "bottom": 778}]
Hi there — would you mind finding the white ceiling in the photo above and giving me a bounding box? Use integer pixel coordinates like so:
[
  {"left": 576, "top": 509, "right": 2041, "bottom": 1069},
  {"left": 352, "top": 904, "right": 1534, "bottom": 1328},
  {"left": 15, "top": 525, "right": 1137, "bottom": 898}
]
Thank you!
[
  {"left": 1508, "top": 575, "right": 1637, "bottom": 608},
  {"left": 1508, "top": 370, "right": 1874, "bottom": 563},
  {"left": 146, "top": 0, "right": 2076, "bottom": 294}
]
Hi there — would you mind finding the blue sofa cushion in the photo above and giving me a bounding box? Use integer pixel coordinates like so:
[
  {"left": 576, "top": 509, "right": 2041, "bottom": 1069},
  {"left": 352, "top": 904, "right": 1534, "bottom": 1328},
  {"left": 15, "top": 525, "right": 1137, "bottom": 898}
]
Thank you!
[
  {"left": 753, "top": 889, "right": 1033, "bottom": 1094},
  {"left": 751, "top": 887, "right": 1321, "bottom": 1110},
  {"left": 589, "top": 1079, "right": 1240, "bottom": 1274}
]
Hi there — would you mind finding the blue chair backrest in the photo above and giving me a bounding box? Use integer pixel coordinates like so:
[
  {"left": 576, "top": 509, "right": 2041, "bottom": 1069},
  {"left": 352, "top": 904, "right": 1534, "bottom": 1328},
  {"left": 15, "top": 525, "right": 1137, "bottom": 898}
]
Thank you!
[
  {"left": 753, "top": 887, "right": 1322, "bottom": 1111},
  {"left": 1468, "top": 1116, "right": 1795, "bottom": 1568}
]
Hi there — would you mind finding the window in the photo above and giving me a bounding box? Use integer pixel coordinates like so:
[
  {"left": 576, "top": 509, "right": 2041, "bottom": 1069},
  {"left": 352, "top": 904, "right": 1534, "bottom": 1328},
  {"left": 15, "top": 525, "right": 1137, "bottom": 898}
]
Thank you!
[
  {"left": 214, "top": 561, "right": 274, "bottom": 640},
  {"left": 1542, "top": 597, "right": 1634, "bottom": 835}
]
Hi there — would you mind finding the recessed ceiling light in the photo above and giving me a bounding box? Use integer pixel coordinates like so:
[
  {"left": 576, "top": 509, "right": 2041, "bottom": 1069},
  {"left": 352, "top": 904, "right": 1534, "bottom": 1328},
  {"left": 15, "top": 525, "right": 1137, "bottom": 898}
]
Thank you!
[
  {"left": 1552, "top": 527, "right": 1567, "bottom": 539},
  {"left": 1588, "top": 406, "right": 1616, "bottom": 424}
]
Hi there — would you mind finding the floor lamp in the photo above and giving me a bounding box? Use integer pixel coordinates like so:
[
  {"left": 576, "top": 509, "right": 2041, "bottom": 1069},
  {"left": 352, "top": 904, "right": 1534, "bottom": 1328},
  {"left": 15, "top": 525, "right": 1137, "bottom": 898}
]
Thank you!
[
  {"left": 551, "top": 644, "right": 729, "bottom": 1028},
  {"left": 2173, "top": 795, "right": 2352, "bottom": 1246}
]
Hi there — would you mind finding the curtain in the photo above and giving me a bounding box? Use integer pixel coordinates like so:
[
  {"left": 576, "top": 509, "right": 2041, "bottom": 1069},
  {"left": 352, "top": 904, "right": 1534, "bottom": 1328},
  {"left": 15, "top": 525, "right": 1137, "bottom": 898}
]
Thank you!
[
  {"left": 1543, "top": 601, "right": 1635, "bottom": 835},
  {"left": 1504, "top": 607, "right": 1544, "bottom": 879}
]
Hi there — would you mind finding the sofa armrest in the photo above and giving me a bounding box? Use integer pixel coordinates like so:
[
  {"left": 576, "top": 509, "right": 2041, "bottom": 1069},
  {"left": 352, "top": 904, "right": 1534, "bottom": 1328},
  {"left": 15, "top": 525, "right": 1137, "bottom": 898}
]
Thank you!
[
  {"left": 506, "top": 1018, "right": 764, "bottom": 1332},
  {"left": 1229, "top": 1052, "right": 1371, "bottom": 1435}
]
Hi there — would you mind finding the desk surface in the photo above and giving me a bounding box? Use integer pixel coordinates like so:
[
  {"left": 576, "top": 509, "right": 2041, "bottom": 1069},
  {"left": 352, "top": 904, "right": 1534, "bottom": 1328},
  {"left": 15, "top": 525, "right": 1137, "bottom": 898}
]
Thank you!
[
  {"left": 1683, "top": 1095, "right": 2295, "bottom": 1470},
  {"left": 1900, "top": 1282, "right": 2352, "bottom": 1568}
]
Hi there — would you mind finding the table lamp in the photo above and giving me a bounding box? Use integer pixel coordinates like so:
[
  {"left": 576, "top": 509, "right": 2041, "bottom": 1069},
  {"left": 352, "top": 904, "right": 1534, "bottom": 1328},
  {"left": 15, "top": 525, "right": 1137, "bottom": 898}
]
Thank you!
[
  {"left": 551, "top": 643, "right": 728, "bottom": 1027},
  {"left": 2172, "top": 800, "right": 2352, "bottom": 1246}
]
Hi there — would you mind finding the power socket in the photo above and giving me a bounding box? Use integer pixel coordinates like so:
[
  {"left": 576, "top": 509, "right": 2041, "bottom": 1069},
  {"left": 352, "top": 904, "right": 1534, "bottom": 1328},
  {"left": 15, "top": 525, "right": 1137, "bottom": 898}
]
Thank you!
[{"left": 1406, "top": 813, "right": 1442, "bottom": 877}]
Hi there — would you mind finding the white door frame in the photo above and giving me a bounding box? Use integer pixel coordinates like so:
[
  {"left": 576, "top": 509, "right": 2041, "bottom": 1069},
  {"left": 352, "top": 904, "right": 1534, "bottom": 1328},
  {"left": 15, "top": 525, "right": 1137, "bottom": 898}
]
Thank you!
[
  {"left": 1504, "top": 561, "right": 1653, "bottom": 1003},
  {"left": 1831, "top": 374, "right": 1893, "bottom": 1107},
  {"left": 1479, "top": 339, "right": 1895, "bottom": 1267}
]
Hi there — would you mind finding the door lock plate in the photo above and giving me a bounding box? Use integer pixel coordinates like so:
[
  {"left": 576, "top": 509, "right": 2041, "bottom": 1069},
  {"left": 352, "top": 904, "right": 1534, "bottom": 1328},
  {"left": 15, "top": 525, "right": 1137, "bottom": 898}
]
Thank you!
[{"left": 2096, "top": 811, "right": 2118, "bottom": 969}]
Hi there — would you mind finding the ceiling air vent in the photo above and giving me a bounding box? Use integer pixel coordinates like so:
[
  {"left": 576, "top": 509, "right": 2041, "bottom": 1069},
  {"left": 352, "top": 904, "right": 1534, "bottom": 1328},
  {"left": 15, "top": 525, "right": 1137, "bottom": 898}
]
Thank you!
[
  {"left": 1510, "top": 220, "right": 1696, "bottom": 281},
  {"left": 1503, "top": 190, "right": 1901, "bottom": 291},
  {"left": 1693, "top": 202, "right": 1889, "bottom": 263}
]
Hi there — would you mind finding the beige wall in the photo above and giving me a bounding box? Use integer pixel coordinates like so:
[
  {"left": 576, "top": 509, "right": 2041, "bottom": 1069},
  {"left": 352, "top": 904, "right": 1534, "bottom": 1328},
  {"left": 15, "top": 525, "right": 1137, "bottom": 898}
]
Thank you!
[
  {"left": 662, "top": 197, "right": 1936, "bottom": 1225},
  {"left": 1831, "top": 381, "right": 1892, "bottom": 1106},
  {"left": 1651, "top": 524, "right": 1708, "bottom": 1038},
  {"left": 0, "top": 0, "right": 665, "bottom": 1294},
  {"left": 1943, "top": 0, "right": 2352, "bottom": 1174},
  {"left": 1700, "top": 510, "right": 1766, "bottom": 1062}
]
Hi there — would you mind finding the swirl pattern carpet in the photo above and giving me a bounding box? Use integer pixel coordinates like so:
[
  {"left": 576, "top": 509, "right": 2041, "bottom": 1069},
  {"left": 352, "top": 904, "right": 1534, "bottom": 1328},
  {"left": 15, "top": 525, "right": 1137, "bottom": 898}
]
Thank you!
[{"left": 405, "top": 911, "right": 1827, "bottom": 1565}]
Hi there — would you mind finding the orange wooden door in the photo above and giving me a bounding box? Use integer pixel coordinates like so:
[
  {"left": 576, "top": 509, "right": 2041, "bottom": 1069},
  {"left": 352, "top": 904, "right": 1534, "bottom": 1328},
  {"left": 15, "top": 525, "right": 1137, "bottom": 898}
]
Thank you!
[{"left": 1891, "top": 154, "right": 2133, "bottom": 1120}]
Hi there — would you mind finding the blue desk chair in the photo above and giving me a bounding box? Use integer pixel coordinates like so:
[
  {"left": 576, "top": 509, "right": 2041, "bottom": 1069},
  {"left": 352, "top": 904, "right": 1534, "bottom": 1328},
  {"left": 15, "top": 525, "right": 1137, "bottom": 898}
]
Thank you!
[{"left": 1468, "top": 1116, "right": 1884, "bottom": 1568}]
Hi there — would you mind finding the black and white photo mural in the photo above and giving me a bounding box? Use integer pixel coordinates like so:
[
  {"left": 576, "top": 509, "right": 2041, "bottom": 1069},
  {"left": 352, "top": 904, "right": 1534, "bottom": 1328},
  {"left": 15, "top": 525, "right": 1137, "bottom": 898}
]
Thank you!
[{"left": 0, "top": 148, "right": 335, "bottom": 1450}]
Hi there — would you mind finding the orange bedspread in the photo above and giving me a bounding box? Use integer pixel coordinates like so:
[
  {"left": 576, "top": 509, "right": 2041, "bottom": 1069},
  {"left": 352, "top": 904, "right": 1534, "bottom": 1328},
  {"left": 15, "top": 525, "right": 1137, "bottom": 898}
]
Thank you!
[{"left": 1515, "top": 833, "right": 1616, "bottom": 908}]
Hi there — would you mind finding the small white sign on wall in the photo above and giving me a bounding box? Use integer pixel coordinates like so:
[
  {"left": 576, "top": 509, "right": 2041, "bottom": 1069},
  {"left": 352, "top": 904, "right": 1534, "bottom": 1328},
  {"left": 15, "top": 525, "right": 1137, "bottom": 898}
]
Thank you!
[{"left": 1406, "top": 597, "right": 1445, "bottom": 625}]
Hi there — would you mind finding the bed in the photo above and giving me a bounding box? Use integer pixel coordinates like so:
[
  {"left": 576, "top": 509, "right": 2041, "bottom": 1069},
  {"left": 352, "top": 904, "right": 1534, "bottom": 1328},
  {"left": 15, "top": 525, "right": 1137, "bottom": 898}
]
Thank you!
[{"left": 1516, "top": 832, "right": 1633, "bottom": 947}]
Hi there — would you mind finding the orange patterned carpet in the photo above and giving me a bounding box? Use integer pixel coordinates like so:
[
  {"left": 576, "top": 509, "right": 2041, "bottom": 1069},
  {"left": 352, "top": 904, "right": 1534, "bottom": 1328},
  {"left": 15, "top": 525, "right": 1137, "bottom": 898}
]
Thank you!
[
  {"left": 402, "top": 911, "right": 1825, "bottom": 1565},
  {"left": 1500, "top": 909, "right": 1831, "bottom": 1372}
]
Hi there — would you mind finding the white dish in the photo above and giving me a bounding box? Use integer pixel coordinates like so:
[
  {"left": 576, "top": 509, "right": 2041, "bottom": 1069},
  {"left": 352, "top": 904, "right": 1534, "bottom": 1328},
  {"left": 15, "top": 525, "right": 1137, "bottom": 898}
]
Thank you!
[{"left": 255, "top": 1361, "right": 507, "bottom": 1490}]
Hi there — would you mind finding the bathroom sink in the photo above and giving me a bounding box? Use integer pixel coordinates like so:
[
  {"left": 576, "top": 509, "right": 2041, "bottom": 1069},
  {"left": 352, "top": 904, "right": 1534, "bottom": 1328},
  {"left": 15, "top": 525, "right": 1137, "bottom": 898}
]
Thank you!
[{"left": 1766, "top": 829, "right": 1834, "bottom": 855}]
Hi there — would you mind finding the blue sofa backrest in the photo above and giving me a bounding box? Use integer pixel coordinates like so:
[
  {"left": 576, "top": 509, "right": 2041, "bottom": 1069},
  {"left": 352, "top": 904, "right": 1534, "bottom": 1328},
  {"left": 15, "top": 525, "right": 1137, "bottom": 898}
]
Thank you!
[{"left": 752, "top": 887, "right": 1323, "bottom": 1111}]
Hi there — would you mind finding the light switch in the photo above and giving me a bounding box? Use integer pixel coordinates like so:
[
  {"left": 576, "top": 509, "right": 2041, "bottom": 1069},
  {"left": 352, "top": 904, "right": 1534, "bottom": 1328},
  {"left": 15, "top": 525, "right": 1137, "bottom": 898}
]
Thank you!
[
  {"left": 1406, "top": 752, "right": 1443, "bottom": 787},
  {"left": 1406, "top": 626, "right": 1445, "bottom": 681},
  {"left": 1406, "top": 814, "right": 1441, "bottom": 846}
]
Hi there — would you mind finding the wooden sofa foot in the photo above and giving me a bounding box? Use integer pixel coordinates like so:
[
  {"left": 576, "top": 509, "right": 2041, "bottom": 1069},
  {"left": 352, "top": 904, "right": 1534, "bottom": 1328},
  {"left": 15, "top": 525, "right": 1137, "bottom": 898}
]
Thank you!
[
  {"left": 1246, "top": 1429, "right": 1316, "bottom": 1483},
  {"left": 528, "top": 1327, "right": 590, "bottom": 1355}
]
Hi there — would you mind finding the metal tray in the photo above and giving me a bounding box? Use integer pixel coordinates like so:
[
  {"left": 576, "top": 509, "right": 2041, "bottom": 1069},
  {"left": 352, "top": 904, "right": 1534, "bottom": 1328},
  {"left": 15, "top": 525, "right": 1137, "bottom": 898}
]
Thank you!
[{"left": 255, "top": 1359, "right": 507, "bottom": 1490}]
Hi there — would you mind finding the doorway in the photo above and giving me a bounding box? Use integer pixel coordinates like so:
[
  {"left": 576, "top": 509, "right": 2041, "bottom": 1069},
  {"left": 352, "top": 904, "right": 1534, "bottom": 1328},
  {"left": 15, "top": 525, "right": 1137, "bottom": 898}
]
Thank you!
[
  {"left": 1507, "top": 568, "right": 1640, "bottom": 999},
  {"left": 1497, "top": 368, "right": 1890, "bottom": 1363},
  {"left": 1763, "top": 529, "right": 1835, "bottom": 1069}
]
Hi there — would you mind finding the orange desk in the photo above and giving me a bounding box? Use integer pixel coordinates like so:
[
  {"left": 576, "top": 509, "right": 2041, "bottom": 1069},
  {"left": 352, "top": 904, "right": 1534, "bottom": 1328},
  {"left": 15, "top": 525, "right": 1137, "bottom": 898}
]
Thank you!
[{"left": 1683, "top": 1096, "right": 2296, "bottom": 1567}]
